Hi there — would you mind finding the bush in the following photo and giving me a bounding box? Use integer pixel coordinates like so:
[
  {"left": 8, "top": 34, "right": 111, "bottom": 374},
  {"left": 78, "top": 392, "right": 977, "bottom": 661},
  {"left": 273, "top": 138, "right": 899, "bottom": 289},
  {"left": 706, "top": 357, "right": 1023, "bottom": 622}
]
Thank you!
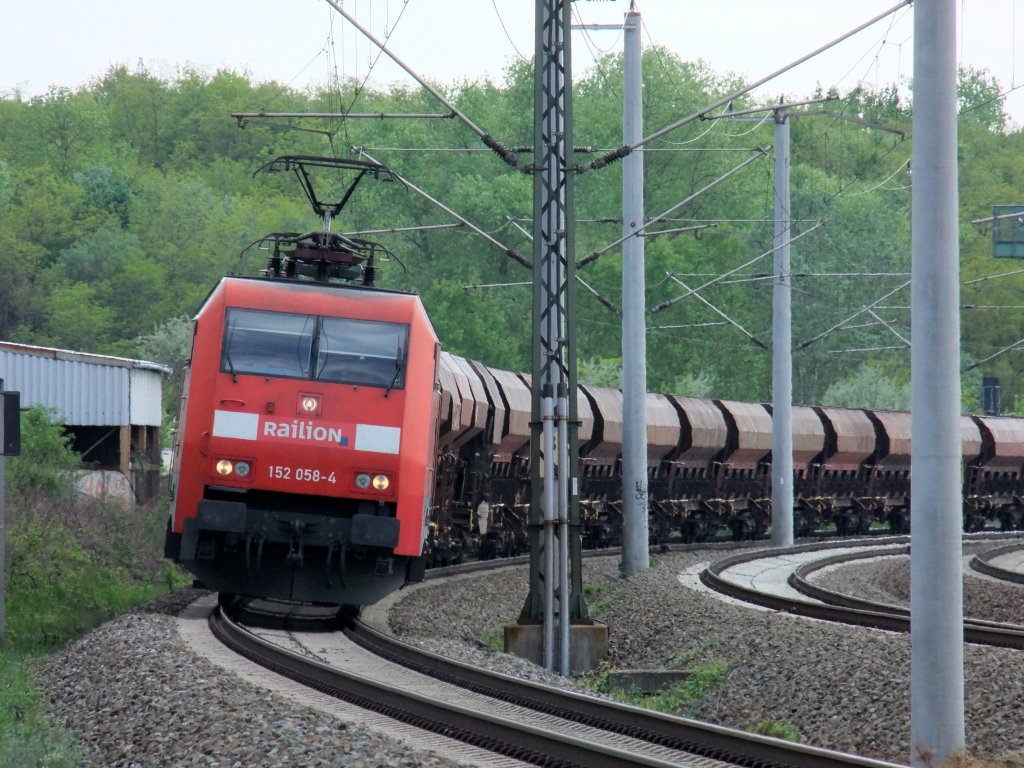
[
  {"left": 6, "top": 407, "right": 80, "bottom": 501},
  {"left": 0, "top": 407, "right": 189, "bottom": 763},
  {"left": 587, "top": 660, "right": 733, "bottom": 717},
  {"left": 4, "top": 493, "right": 175, "bottom": 648}
]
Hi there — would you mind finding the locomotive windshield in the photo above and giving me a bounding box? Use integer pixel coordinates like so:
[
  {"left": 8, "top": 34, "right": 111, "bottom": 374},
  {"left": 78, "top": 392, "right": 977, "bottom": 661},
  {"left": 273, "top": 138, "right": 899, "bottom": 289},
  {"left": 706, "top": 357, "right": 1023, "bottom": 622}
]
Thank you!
[
  {"left": 222, "top": 308, "right": 409, "bottom": 389},
  {"left": 316, "top": 317, "right": 407, "bottom": 388}
]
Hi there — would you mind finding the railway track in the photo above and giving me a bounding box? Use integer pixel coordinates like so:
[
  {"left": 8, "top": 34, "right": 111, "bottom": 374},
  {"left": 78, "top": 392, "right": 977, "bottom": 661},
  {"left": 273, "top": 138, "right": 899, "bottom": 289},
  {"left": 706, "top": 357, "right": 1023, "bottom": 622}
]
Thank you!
[
  {"left": 210, "top": 602, "right": 902, "bottom": 768},
  {"left": 969, "top": 542, "right": 1024, "bottom": 585},
  {"left": 700, "top": 534, "right": 1024, "bottom": 649},
  {"left": 199, "top": 534, "right": 1024, "bottom": 765}
]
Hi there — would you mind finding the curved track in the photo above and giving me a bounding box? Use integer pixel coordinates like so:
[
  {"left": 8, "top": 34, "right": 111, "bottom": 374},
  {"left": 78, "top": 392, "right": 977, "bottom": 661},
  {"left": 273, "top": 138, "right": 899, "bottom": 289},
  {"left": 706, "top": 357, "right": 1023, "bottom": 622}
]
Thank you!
[
  {"left": 211, "top": 599, "right": 901, "bottom": 768},
  {"left": 700, "top": 535, "right": 1024, "bottom": 649},
  {"left": 969, "top": 543, "right": 1024, "bottom": 585}
]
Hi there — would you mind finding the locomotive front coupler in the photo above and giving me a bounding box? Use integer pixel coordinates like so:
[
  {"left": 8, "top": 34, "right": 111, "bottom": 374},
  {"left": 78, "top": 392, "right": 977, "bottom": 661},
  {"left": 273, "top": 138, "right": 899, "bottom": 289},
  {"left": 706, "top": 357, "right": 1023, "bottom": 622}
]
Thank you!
[
  {"left": 287, "top": 519, "right": 307, "bottom": 565},
  {"left": 323, "top": 537, "right": 349, "bottom": 589},
  {"left": 244, "top": 533, "right": 265, "bottom": 577}
]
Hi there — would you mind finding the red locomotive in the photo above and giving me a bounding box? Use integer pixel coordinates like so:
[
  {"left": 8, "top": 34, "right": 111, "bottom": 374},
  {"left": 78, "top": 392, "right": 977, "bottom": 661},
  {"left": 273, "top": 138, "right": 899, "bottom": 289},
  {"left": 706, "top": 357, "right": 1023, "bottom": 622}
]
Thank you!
[{"left": 165, "top": 157, "right": 441, "bottom": 605}]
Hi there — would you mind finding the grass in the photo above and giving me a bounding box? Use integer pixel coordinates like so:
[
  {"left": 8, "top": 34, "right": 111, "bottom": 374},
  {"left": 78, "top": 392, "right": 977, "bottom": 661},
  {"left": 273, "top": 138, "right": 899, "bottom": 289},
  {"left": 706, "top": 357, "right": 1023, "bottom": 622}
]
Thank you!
[
  {"left": 585, "top": 659, "right": 733, "bottom": 717},
  {"left": 583, "top": 629, "right": 806, "bottom": 744},
  {"left": 0, "top": 653, "right": 83, "bottom": 766},
  {"left": 483, "top": 626, "right": 505, "bottom": 652},
  {"left": 0, "top": 411, "right": 190, "bottom": 763},
  {"left": 582, "top": 580, "right": 629, "bottom": 616},
  {"left": 751, "top": 719, "right": 801, "bottom": 742},
  {"left": 0, "top": 489, "right": 188, "bottom": 765}
]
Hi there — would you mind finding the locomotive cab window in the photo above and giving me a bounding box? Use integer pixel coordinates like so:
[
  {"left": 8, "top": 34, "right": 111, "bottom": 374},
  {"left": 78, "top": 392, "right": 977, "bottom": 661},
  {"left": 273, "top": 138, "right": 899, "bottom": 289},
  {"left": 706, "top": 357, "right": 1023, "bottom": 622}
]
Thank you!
[
  {"left": 221, "top": 308, "right": 409, "bottom": 389},
  {"left": 223, "top": 309, "right": 314, "bottom": 378},
  {"left": 316, "top": 318, "right": 409, "bottom": 389}
]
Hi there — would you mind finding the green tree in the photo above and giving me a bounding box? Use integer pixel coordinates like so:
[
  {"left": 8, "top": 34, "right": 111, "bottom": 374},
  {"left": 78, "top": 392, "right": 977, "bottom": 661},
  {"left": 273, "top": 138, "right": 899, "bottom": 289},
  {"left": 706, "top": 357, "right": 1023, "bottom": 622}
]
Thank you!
[
  {"left": 93, "top": 64, "right": 171, "bottom": 167},
  {"left": 135, "top": 315, "right": 194, "bottom": 423},
  {"left": 821, "top": 363, "right": 910, "bottom": 411},
  {"left": 957, "top": 65, "right": 1007, "bottom": 132},
  {"left": 28, "top": 86, "right": 110, "bottom": 178},
  {"left": 34, "top": 280, "right": 115, "bottom": 350}
]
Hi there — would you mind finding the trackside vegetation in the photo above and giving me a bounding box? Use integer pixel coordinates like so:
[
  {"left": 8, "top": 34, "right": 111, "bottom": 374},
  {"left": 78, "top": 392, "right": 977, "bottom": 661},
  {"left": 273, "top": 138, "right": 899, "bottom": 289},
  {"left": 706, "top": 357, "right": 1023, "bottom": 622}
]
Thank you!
[
  {"left": 0, "top": 408, "right": 188, "bottom": 765},
  {"left": 0, "top": 57, "right": 1022, "bottom": 414}
]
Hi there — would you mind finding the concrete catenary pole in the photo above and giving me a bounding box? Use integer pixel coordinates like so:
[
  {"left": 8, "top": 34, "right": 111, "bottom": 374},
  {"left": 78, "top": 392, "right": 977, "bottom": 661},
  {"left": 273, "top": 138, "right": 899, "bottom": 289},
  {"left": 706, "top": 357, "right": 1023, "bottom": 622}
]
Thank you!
[
  {"left": 621, "top": 6, "right": 649, "bottom": 576},
  {"left": 910, "top": 0, "right": 965, "bottom": 764},
  {"left": 770, "top": 110, "right": 794, "bottom": 548}
]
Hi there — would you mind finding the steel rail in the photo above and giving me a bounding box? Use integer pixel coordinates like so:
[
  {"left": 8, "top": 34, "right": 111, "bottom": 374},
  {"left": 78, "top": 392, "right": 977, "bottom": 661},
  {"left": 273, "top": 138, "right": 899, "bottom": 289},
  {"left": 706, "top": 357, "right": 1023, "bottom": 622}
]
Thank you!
[
  {"left": 346, "top": 619, "right": 903, "bottom": 768},
  {"left": 969, "top": 543, "right": 1024, "bottom": 585},
  {"left": 210, "top": 607, "right": 693, "bottom": 768},
  {"left": 700, "top": 537, "right": 1024, "bottom": 649}
]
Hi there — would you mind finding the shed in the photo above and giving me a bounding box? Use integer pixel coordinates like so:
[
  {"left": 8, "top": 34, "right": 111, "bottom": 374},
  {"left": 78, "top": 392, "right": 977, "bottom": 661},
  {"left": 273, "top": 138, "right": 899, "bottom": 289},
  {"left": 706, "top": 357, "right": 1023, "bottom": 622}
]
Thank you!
[{"left": 0, "top": 341, "right": 170, "bottom": 502}]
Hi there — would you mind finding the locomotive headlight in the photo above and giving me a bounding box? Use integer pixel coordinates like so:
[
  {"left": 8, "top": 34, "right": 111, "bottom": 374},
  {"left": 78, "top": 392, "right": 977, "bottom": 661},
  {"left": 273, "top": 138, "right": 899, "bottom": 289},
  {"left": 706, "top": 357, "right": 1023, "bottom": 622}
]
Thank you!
[
  {"left": 234, "top": 461, "right": 251, "bottom": 478},
  {"left": 299, "top": 393, "right": 321, "bottom": 415},
  {"left": 355, "top": 472, "right": 390, "bottom": 491},
  {"left": 215, "top": 459, "right": 234, "bottom": 476}
]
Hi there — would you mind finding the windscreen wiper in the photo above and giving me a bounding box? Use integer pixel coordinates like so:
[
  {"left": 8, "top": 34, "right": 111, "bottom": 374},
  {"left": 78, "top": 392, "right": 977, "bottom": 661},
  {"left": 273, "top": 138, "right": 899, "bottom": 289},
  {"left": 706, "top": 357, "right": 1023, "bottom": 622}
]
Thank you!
[{"left": 384, "top": 340, "right": 404, "bottom": 398}]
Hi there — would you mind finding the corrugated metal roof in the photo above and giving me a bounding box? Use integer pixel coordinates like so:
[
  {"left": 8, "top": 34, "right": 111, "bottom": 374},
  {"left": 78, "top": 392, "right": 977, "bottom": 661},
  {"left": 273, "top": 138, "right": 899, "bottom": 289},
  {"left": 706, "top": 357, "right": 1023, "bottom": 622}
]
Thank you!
[{"left": 0, "top": 341, "right": 170, "bottom": 427}]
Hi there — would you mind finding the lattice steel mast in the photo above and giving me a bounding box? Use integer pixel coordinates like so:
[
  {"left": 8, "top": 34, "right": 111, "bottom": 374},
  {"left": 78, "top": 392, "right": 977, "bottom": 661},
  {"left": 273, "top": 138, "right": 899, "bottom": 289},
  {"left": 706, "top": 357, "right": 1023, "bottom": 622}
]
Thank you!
[{"left": 519, "top": 0, "right": 586, "bottom": 675}]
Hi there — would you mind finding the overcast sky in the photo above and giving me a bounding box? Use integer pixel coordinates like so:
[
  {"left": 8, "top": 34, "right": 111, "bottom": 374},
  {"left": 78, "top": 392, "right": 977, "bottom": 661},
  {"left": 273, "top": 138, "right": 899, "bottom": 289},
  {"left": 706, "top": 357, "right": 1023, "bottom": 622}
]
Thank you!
[{"left": 2, "top": 1, "right": 1022, "bottom": 123}]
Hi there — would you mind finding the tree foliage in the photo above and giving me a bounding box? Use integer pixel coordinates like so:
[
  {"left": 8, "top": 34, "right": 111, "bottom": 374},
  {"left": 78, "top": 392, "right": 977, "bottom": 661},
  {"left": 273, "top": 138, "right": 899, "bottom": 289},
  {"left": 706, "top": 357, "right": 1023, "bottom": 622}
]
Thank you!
[{"left": 0, "top": 58, "right": 1021, "bottom": 413}]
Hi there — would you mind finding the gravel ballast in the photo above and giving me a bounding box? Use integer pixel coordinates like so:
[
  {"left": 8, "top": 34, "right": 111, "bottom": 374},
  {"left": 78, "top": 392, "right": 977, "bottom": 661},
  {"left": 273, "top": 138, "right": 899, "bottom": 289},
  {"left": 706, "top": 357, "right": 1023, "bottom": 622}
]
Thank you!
[{"left": 36, "top": 549, "right": 1024, "bottom": 766}]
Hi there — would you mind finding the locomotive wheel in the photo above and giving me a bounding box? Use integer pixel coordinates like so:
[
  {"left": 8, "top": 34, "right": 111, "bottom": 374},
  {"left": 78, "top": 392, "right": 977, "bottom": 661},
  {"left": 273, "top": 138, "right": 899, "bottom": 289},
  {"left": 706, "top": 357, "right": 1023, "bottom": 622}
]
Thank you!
[{"left": 218, "top": 592, "right": 240, "bottom": 611}]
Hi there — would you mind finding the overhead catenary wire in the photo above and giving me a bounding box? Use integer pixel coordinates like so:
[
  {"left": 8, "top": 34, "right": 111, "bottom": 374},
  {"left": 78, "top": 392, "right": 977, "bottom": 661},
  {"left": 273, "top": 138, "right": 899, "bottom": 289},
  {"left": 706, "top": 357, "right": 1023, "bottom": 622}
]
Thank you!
[
  {"left": 243, "top": 3, "right": 1003, "bottom": 399},
  {"left": 352, "top": 148, "right": 623, "bottom": 314},
  {"left": 717, "top": 271, "right": 911, "bottom": 287},
  {"left": 663, "top": 273, "right": 767, "bottom": 349},
  {"left": 323, "top": 0, "right": 520, "bottom": 169},
  {"left": 346, "top": 223, "right": 463, "bottom": 236},
  {"left": 650, "top": 220, "right": 827, "bottom": 314},
  {"left": 323, "top": 3, "right": 946, "bottom": 382},
  {"left": 336, "top": 0, "right": 415, "bottom": 123},
  {"left": 354, "top": 147, "right": 529, "bottom": 267},
  {"left": 647, "top": 322, "right": 727, "bottom": 331},
  {"left": 491, "top": 0, "right": 529, "bottom": 62},
  {"left": 963, "top": 337, "right": 1024, "bottom": 372},
  {"left": 796, "top": 279, "right": 911, "bottom": 350},
  {"left": 827, "top": 345, "right": 908, "bottom": 354},
  {"left": 464, "top": 281, "right": 531, "bottom": 291},
  {"left": 577, "top": 149, "right": 768, "bottom": 268},
  {"left": 867, "top": 308, "right": 910, "bottom": 346},
  {"left": 581, "top": 0, "right": 914, "bottom": 172}
]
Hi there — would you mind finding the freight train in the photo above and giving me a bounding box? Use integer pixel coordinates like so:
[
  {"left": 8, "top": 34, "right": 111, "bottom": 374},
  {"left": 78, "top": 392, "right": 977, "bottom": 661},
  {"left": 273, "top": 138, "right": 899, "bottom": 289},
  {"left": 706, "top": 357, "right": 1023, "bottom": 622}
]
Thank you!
[
  {"left": 427, "top": 356, "right": 1024, "bottom": 566},
  {"left": 165, "top": 154, "right": 1024, "bottom": 607}
]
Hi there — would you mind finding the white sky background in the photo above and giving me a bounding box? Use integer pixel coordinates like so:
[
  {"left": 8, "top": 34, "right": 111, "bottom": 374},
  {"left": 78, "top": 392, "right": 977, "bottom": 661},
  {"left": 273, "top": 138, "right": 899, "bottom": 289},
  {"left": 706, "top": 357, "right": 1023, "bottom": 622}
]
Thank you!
[{"left": 1, "top": 0, "right": 1022, "bottom": 124}]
